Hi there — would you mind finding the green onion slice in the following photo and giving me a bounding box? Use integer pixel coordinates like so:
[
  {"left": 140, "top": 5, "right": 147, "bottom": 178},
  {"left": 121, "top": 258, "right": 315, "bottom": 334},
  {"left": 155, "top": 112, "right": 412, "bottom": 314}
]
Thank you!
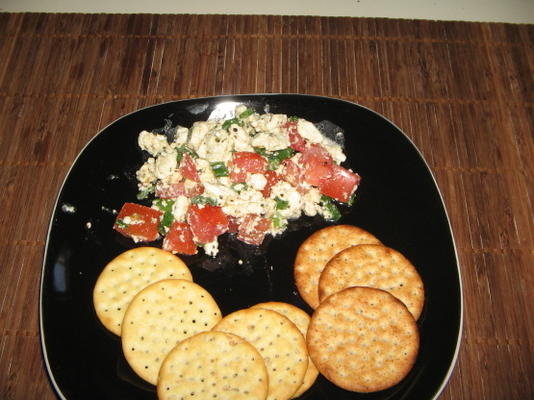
[
  {"left": 210, "top": 161, "right": 229, "bottom": 177},
  {"left": 191, "top": 195, "right": 218, "bottom": 206},
  {"left": 320, "top": 195, "right": 342, "bottom": 222},
  {"left": 238, "top": 108, "right": 255, "bottom": 118},
  {"left": 274, "top": 196, "right": 289, "bottom": 210}
]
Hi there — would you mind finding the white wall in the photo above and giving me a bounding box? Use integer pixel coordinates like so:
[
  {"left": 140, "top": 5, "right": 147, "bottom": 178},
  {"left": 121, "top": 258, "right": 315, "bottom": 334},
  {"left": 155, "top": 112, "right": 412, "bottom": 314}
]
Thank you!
[{"left": 0, "top": 0, "right": 533, "bottom": 24}]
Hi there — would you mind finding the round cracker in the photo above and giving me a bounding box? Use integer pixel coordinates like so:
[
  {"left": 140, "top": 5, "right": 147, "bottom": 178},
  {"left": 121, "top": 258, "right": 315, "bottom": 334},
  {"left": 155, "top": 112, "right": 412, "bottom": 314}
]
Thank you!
[
  {"left": 294, "top": 225, "right": 381, "bottom": 309},
  {"left": 307, "top": 286, "right": 419, "bottom": 393},
  {"left": 213, "top": 308, "right": 308, "bottom": 400},
  {"left": 157, "top": 331, "right": 269, "bottom": 400},
  {"left": 121, "top": 279, "right": 222, "bottom": 384},
  {"left": 318, "top": 244, "right": 425, "bottom": 320},
  {"left": 251, "top": 302, "right": 319, "bottom": 398},
  {"left": 93, "top": 247, "right": 192, "bottom": 335}
]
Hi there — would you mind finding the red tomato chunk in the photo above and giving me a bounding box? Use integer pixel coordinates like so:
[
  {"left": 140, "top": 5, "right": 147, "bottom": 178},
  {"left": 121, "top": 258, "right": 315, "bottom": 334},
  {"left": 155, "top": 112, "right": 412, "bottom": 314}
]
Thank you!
[
  {"left": 179, "top": 153, "right": 200, "bottom": 182},
  {"left": 229, "top": 152, "right": 268, "bottom": 183},
  {"left": 284, "top": 121, "right": 308, "bottom": 152},
  {"left": 318, "top": 164, "right": 361, "bottom": 203},
  {"left": 187, "top": 204, "right": 229, "bottom": 244},
  {"left": 113, "top": 202, "right": 162, "bottom": 242},
  {"left": 237, "top": 214, "right": 271, "bottom": 246},
  {"left": 300, "top": 143, "right": 335, "bottom": 187},
  {"left": 163, "top": 221, "right": 197, "bottom": 255},
  {"left": 155, "top": 181, "right": 204, "bottom": 199}
]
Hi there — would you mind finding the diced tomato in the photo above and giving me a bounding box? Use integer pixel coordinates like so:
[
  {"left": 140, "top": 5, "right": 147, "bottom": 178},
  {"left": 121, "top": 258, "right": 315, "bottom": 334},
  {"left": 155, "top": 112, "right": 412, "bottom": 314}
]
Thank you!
[
  {"left": 187, "top": 204, "right": 229, "bottom": 244},
  {"left": 261, "top": 170, "right": 280, "bottom": 197},
  {"left": 229, "top": 152, "right": 268, "bottom": 183},
  {"left": 237, "top": 214, "right": 271, "bottom": 246},
  {"left": 162, "top": 221, "right": 197, "bottom": 255},
  {"left": 300, "top": 144, "right": 334, "bottom": 187},
  {"left": 226, "top": 215, "right": 240, "bottom": 233},
  {"left": 113, "top": 202, "right": 162, "bottom": 242},
  {"left": 280, "top": 159, "right": 308, "bottom": 193},
  {"left": 318, "top": 164, "right": 361, "bottom": 203},
  {"left": 179, "top": 153, "right": 200, "bottom": 182},
  {"left": 155, "top": 181, "right": 204, "bottom": 199},
  {"left": 284, "top": 121, "right": 308, "bottom": 152}
]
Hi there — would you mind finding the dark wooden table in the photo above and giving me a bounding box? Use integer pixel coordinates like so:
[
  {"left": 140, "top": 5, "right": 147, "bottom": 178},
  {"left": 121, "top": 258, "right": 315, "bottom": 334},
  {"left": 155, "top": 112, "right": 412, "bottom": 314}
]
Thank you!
[{"left": 0, "top": 12, "right": 532, "bottom": 399}]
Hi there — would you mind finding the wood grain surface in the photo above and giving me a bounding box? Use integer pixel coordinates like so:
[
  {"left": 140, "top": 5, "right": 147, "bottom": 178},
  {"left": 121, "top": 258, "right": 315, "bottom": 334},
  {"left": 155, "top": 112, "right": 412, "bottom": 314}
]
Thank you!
[{"left": 0, "top": 12, "right": 533, "bottom": 400}]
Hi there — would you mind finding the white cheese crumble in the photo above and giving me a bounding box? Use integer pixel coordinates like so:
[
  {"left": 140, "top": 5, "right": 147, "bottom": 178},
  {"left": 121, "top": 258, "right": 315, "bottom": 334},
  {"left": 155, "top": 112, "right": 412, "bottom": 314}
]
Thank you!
[{"left": 138, "top": 130, "right": 171, "bottom": 156}]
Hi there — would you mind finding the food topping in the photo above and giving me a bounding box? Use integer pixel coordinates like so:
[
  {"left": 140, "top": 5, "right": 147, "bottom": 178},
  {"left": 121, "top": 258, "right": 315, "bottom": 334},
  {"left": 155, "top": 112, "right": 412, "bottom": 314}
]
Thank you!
[{"left": 114, "top": 106, "right": 360, "bottom": 255}]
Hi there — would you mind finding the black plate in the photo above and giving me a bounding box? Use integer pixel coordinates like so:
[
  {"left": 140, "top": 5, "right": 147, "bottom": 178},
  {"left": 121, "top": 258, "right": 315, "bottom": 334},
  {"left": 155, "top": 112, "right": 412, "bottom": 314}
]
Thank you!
[{"left": 40, "top": 94, "right": 462, "bottom": 400}]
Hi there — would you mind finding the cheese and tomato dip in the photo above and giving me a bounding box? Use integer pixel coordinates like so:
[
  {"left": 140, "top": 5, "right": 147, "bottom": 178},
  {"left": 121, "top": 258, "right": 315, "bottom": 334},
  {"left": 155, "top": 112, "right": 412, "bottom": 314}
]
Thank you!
[{"left": 113, "top": 105, "right": 360, "bottom": 256}]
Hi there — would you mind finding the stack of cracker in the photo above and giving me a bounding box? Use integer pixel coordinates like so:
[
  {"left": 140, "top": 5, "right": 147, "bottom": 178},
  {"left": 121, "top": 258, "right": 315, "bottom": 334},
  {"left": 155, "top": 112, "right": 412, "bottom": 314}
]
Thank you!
[
  {"left": 93, "top": 247, "right": 318, "bottom": 399},
  {"left": 294, "top": 225, "right": 424, "bottom": 393}
]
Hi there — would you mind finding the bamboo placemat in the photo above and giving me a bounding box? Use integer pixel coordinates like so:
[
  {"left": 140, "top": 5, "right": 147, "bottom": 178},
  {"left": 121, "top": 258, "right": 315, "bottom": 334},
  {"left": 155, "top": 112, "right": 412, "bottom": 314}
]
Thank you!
[{"left": 0, "top": 12, "right": 532, "bottom": 399}]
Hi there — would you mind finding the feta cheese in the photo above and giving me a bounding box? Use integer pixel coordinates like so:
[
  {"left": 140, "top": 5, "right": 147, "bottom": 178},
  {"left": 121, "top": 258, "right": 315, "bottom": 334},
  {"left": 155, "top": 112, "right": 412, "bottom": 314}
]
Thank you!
[
  {"left": 138, "top": 130, "right": 171, "bottom": 156},
  {"left": 203, "top": 240, "right": 219, "bottom": 257},
  {"left": 297, "top": 119, "right": 346, "bottom": 163},
  {"left": 321, "top": 138, "right": 346, "bottom": 163},
  {"left": 223, "top": 189, "right": 265, "bottom": 218},
  {"left": 297, "top": 119, "right": 325, "bottom": 144},
  {"left": 189, "top": 121, "right": 216, "bottom": 151},
  {"left": 154, "top": 151, "right": 178, "bottom": 180},
  {"left": 136, "top": 158, "right": 157, "bottom": 188},
  {"left": 203, "top": 182, "right": 236, "bottom": 204},
  {"left": 270, "top": 181, "right": 303, "bottom": 219},
  {"left": 172, "top": 196, "right": 190, "bottom": 222},
  {"left": 230, "top": 125, "right": 254, "bottom": 152},
  {"left": 251, "top": 113, "right": 288, "bottom": 133},
  {"left": 197, "top": 128, "right": 233, "bottom": 162},
  {"left": 302, "top": 187, "right": 322, "bottom": 216},
  {"left": 251, "top": 130, "right": 290, "bottom": 151},
  {"left": 174, "top": 126, "right": 190, "bottom": 146},
  {"left": 195, "top": 158, "right": 217, "bottom": 184},
  {"left": 247, "top": 173, "right": 267, "bottom": 191}
]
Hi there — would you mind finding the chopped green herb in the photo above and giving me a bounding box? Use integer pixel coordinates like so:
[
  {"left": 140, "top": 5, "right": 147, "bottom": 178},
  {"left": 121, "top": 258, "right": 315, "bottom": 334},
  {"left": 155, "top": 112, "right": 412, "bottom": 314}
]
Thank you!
[
  {"left": 238, "top": 108, "right": 255, "bottom": 119},
  {"left": 222, "top": 118, "right": 241, "bottom": 130},
  {"left": 288, "top": 116, "right": 299, "bottom": 122},
  {"left": 268, "top": 148, "right": 295, "bottom": 170},
  {"left": 274, "top": 196, "right": 289, "bottom": 210},
  {"left": 231, "top": 182, "right": 248, "bottom": 193},
  {"left": 348, "top": 193, "right": 356, "bottom": 206},
  {"left": 254, "top": 147, "right": 269, "bottom": 157},
  {"left": 136, "top": 185, "right": 155, "bottom": 200},
  {"left": 153, "top": 199, "right": 175, "bottom": 235},
  {"left": 320, "top": 195, "right": 342, "bottom": 222},
  {"left": 176, "top": 145, "right": 198, "bottom": 163},
  {"left": 115, "top": 219, "right": 128, "bottom": 229},
  {"left": 159, "top": 213, "right": 174, "bottom": 235},
  {"left": 153, "top": 199, "right": 174, "bottom": 213},
  {"left": 191, "top": 195, "right": 217, "bottom": 206},
  {"left": 272, "top": 214, "right": 287, "bottom": 230},
  {"left": 254, "top": 147, "right": 295, "bottom": 170},
  {"left": 210, "top": 161, "right": 229, "bottom": 177}
]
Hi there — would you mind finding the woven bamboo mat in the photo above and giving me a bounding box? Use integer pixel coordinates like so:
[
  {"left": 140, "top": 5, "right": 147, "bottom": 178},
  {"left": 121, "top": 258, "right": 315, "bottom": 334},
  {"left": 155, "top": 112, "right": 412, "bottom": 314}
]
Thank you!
[{"left": 0, "top": 12, "right": 533, "bottom": 399}]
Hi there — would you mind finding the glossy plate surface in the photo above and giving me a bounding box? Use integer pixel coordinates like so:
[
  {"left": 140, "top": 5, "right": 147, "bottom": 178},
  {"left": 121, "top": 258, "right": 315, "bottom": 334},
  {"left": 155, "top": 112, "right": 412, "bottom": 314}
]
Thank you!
[{"left": 40, "top": 94, "right": 462, "bottom": 400}]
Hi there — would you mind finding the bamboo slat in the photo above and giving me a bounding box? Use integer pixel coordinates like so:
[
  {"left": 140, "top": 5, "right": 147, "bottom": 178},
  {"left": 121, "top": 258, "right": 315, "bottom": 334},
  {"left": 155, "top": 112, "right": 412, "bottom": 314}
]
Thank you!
[{"left": 0, "top": 12, "right": 532, "bottom": 400}]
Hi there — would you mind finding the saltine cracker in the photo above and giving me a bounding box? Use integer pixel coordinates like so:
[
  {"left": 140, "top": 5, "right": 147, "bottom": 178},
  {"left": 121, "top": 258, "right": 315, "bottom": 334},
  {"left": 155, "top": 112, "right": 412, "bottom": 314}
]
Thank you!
[
  {"left": 121, "top": 279, "right": 222, "bottom": 384},
  {"left": 294, "top": 225, "right": 381, "bottom": 309},
  {"left": 93, "top": 247, "right": 192, "bottom": 335},
  {"left": 307, "top": 286, "right": 419, "bottom": 392},
  {"left": 319, "top": 244, "right": 425, "bottom": 319},
  {"left": 213, "top": 308, "right": 308, "bottom": 400},
  {"left": 157, "top": 331, "right": 269, "bottom": 400}
]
